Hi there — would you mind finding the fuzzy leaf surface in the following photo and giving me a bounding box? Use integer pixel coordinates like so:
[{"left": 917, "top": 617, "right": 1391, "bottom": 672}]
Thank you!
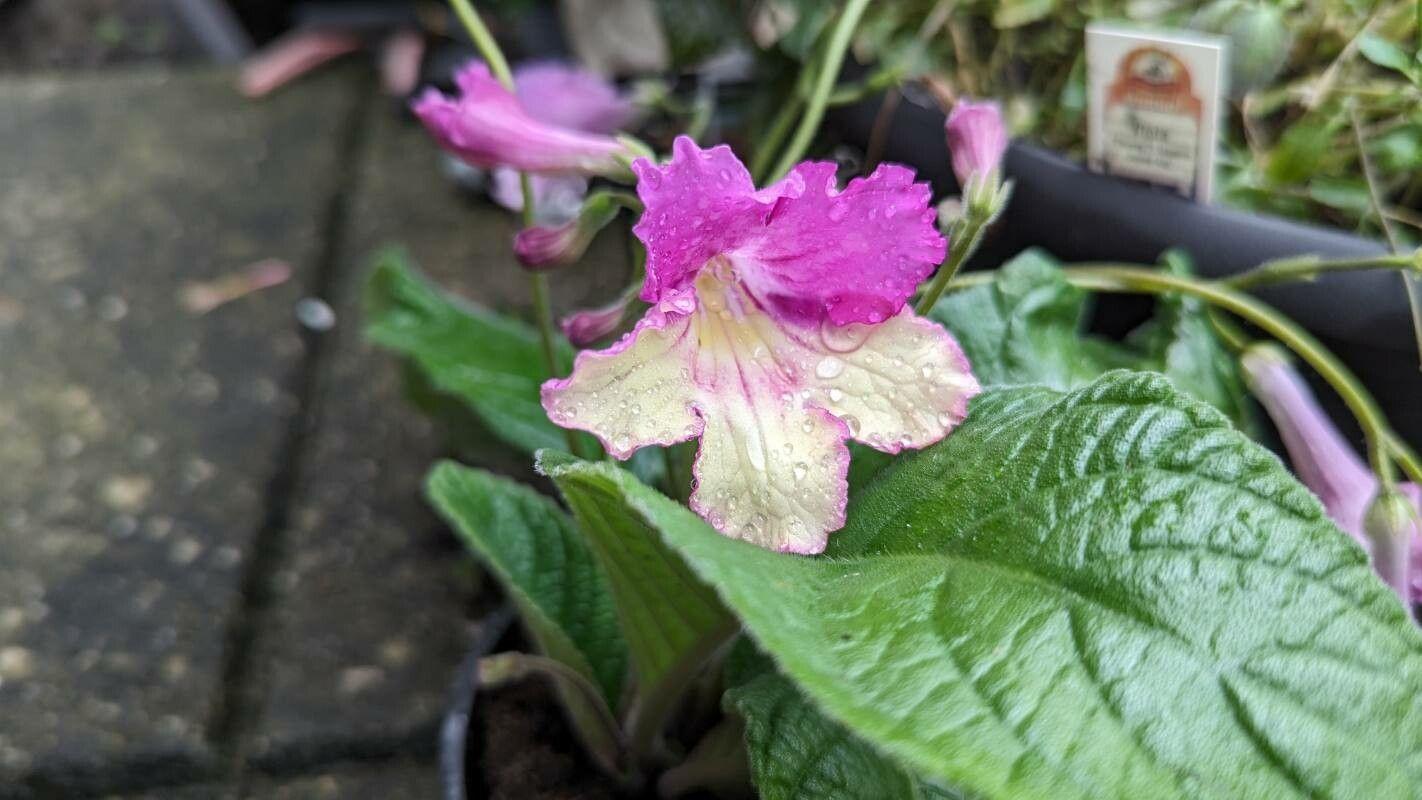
[
  {"left": 561, "top": 373, "right": 1422, "bottom": 799},
  {"left": 539, "top": 452, "right": 732, "bottom": 701},
  {"left": 426, "top": 461, "right": 626, "bottom": 704}
]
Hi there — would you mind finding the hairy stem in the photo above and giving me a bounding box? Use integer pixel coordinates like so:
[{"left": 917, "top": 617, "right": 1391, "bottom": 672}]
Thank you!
[
  {"left": 914, "top": 211, "right": 990, "bottom": 315},
  {"left": 1066, "top": 266, "right": 1401, "bottom": 486},
  {"left": 764, "top": 0, "right": 873, "bottom": 183},
  {"left": 1222, "top": 251, "right": 1419, "bottom": 291}
]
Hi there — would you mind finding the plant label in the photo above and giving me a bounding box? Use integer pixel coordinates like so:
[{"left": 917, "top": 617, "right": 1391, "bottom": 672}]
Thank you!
[{"left": 1086, "top": 23, "right": 1225, "bottom": 202}]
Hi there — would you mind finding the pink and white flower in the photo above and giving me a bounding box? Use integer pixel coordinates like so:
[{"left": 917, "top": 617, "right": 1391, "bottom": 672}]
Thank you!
[
  {"left": 412, "top": 61, "right": 634, "bottom": 178},
  {"left": 541, "top": 137, "right": 980, "bottom": 553}
]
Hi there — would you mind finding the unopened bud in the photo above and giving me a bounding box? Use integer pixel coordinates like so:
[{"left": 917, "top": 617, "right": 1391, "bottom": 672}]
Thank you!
[
  {"left": 944, "top": 99, "right": 1007, "bottom": 190},
  {"left": 560, "top": 288, "right": 639, "bottom": 346},
  {"left": 514, "top": 190, "right": 627, "bottom": 270},
  {"left": 1364, "top": 490, "right": 1421, "bottom": 604}
]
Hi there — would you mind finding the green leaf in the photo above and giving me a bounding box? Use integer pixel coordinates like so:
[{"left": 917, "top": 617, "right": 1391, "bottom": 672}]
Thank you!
[
  {"left": 932, "top": 250, "right": 1253, "bottom": 432},
  {"left": 930, "top": 250, "right": 1136, "bottom": 392},
  {"left": 726, "top": 641, "right": 963, "bottom": 800},
  {"left": 992, "top": 0, "right": 1056, "bottom": 29},
  {"left": 1359, "top": 33, "right": 1417, "bottom": 80},
  {"left": 364, "top": 247, "right": 590, "bottom": 456},
  {"left": 425, "top": 462, "right": 627, "bottom": 705},
  {"left": 578, "top": 373, "right": 1422, "bottom": 799},
  {"left": 1266, "top": 120, "right": 1336, "bottom": 184},
  {"left": 537, "top": 451, "right": 734, "bottom": 744}
]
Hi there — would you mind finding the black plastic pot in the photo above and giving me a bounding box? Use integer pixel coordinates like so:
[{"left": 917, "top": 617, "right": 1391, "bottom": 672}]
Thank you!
[{"left": 828, "top": 93, "right": 1421, "bottom": 448}]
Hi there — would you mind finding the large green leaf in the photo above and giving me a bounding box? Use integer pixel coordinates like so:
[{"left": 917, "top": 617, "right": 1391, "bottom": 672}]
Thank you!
[
  {"left": 726, "top": 641, "right": 962, "bottom": 800},
  {"left": 364, "top": 247, "right": 588, "bottom": 456},
  {"left": 425, "top": 461, "right": 626, "bottom": 705},
  {"left": 538, "top": 452, "right": 733, "bottom": 742},
  {"left": 561, "top": 373, "right": 1422, "bottom": 799},
  {"left": 932, "top": 250, "right": 1254, "bottom": 431}
]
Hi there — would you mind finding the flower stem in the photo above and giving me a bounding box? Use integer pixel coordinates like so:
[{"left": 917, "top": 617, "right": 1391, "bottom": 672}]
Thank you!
[
  {"left": 764, "top": 0, "right": 873, "bottom": 183},
  {"left": 914, "top": 211, "right": 989, "bottom": 315},
  {"left": 446, "top": 0, "right": 514, "bottom": 86},
  {"left": 445, "top": 0, "right": 584, "bottom": 456},
  {"left": 1063, "top": 265, "right": 1401, "bottom": 486},
  {"left": 750, "top": 92, "right": 804, "bottom": 183},
  {"left": 1222, "top": 251, "right": 1420, "bottom": 291}
]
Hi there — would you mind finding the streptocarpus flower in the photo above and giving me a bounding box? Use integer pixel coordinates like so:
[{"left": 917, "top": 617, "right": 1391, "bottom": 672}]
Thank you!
[
  {"left": 412, "top": 61, "right": 634, "bottom": 177},
  {"left": 485, "top": 62, "right": 638, "bottom": 224},
  {"left": 944, "top": 100, "right": 1007, "bottom": 189},
  {"left": 1241, "top": 345, "right": 1421, "bottom": 601},
  {"left": 542, "top": 137, "right": 981, "bottom": 553}
]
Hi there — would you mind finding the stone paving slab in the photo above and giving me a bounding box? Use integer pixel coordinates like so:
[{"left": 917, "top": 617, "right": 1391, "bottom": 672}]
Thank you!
[
  {"left": 247, "top": 101, "right": 634, "bottom": 754},
  {"left": 109, "top": 758, "right": 439, "bottom": 799},
  {"left": 0, "top": 67, "right": 361, "bottom": 781}
]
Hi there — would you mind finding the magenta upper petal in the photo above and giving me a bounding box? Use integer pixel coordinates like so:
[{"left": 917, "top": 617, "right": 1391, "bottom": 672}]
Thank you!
[
  {"left": 513, "top": 61, "right": 635, "bottom": 134},
  {"left": 736, "top": 162, "right": 946, "bottom": 325},
  {"left": 631, "top": 137, "right": 945, "bottom": 325},
  {"left": 412, "top": 61, "right": 630, "bottom": 176},
  {"left": 632, "top": 137, "right": 773, "bottom": 302}
]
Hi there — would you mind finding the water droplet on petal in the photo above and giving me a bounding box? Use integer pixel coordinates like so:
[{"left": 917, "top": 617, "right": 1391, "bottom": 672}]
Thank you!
[
  {"left": 613, "top": 434, "right": 631, "bottom": 452},
  {"left": 937, "top": 412, "right": 955, "bottom": 427},
  {"left": 815, "top": 357, "right": 844, "bottom": 379},
  {"left": 920, "top": 364, "right": 934, "bottom": 379},
  {"left": 828, "top": 387, "right": 844, "bottom": 403},
  {"left": 840, "top": 414, "right": 860, "bottom": 435},
  {"left": 792, "top": 462, "right": 808, "bottom": 482},
  {"left": 800, "top": 420, "right": 814, "bottom": 433}
]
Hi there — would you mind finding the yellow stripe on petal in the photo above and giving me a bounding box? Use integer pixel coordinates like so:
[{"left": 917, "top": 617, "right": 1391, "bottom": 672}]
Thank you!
[{"left": 691, "top": 392, "right": 848, "bottom": 555}]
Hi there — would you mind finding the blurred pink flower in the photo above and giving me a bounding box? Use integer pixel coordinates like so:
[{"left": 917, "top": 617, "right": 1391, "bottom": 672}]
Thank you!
[
  {"left": 1242, "top": 346, "right": 1421, "bottom": 602},
  {"left": 412, "top": 61, "right": 632, "bottom": 177}
]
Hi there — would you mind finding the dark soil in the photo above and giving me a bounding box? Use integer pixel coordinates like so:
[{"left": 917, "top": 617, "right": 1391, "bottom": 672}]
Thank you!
[{"left": 478, "top": 683, "right": 622, "bottom": 800}]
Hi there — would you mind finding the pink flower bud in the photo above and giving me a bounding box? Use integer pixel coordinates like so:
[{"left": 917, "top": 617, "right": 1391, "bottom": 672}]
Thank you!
[
  {"left": 560, "top": 294, "right": 634, "bottom": 346},
  {"left": 514, "top": 190, "right": 627, "bottom": 270},
  {"left": 515, "top": 221, "right": 583, "bottom": 271},
  {"left": 944, "top": 100, "right": 1007, "bottom": 189}
]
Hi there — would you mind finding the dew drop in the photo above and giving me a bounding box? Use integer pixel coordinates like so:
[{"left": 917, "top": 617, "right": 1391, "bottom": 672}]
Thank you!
[
  {"left": 800, "top": 420, "right": 814, "bottom": 433},
  {"left": 920, "top": 364, "right": 934, "bottom": 379},
  {"left": 828, "top": 387, "right": 844, "bottom": 403},
  {"left": 792, "top": 462, "right": 808, "bottom": 482},
  {"left": 815, "top": 356, "right": 844, "bottom": 379},
  {"left": 937, "top": 412, "right": 956, "bottom": 427},
  {"left": 840, "top": 414, "right": 860, "bottom": 435},
  {"left": 827, "top": 205, "right": 847, "bottom": 222},
  {"left": 613, "top": 434, "right": 631, "bottom": 452}
]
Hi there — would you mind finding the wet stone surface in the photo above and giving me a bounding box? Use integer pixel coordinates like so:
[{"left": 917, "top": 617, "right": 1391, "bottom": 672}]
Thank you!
[
  {"left": 248, "top": 102, "right": 633, "bottom": 752},
  {"left": 0, "top": 68, "right": 361, "bottom": 779}
]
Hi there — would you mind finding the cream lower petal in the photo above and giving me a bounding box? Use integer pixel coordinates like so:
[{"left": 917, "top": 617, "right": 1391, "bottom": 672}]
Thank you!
[
  {"left": 541, "top": 313, "right": 701, "bottom": 459},
  {"left": 793, "top": 310, "right": 980, "bottom": 453},
  {"left": 690, "top": 392, "right": 847, "bottom": 554}
]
